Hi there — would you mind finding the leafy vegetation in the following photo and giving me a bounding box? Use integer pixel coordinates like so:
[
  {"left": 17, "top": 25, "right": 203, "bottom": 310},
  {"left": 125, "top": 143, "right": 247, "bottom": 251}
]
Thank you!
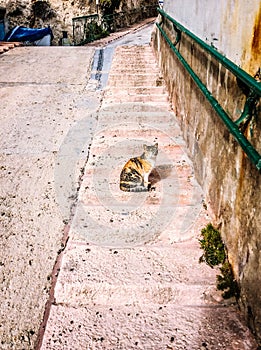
[
  {"left": 199, "top": 223, "right": 226, "bottom": 268},
  {"left": 199, "top": 223, "right": 239, "bottom": 299},
  {"left": 217, "top": 261, "right": 240, "bottom": 299},
  {"left": 85, "top": 21, "right": 109, "bottom": 42}
]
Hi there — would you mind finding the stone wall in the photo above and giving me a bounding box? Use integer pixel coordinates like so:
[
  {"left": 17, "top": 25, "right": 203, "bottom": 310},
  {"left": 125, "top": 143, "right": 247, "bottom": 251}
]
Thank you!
[
  {"left": 0, "top": 0, "right": 157, "bottom": 44},
  {"left": 152, "top": 0, "right": 261, "bottom": 343}
]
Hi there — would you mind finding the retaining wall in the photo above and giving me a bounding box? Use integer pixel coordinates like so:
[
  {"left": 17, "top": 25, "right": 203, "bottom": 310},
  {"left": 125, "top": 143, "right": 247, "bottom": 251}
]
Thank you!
[{"left": 152, "top": 0, "right": 261, "bottom": 343}]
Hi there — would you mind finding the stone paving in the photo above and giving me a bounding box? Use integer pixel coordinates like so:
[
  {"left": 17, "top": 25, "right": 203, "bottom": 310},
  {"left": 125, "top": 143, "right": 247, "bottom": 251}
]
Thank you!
[
  {"left": 0, "top": 46, "right": 99, "bottom": 349},
  {"left": 39, "top": 28, "right": 258, "bottom": 349}
]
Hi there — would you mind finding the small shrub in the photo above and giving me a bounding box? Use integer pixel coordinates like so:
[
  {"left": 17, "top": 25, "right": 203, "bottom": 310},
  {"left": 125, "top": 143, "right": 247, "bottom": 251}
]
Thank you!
[
  {"left": 85, "top": 22, "right": 109, "bottom": 43},
  {"left": 199, "top": 223, "right": 239, "bottom": 300},
  {"left": 199, "top": 223, "right": 226, "bottom": 268},
  {"left": 217, "top": 261, "right": 240, "bottom": 299}
]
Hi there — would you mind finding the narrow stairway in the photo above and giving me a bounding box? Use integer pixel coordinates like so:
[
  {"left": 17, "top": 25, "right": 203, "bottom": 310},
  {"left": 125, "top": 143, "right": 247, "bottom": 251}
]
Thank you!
[{"left": 40, "top": 30, "right": 257, "bottom": 349}]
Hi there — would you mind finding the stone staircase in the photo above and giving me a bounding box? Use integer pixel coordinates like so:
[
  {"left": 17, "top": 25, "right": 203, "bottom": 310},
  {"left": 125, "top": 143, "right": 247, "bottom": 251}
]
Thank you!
[
  {"left": 39, "top": 44, "right": 257, "bottom": 349},
  {"left": 102, "top": 46, "right": 168, "bottom": 107}
]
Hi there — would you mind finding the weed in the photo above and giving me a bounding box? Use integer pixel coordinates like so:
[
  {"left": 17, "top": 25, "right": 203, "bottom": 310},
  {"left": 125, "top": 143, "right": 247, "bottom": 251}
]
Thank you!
[
  {"left": 199, "top": 223, "right": 239, "bottom": 299},
  {"left": 217, "top": 261, "right": 240, "bottom": 299},
  {"left": 199, "top": 223, "right": 226, "bottom": 268}
]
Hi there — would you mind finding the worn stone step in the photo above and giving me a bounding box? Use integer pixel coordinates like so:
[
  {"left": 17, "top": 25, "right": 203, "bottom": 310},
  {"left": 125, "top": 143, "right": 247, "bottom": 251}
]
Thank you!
[
  {"left": 54, "top": 242, "right": 217, "bottom": 306},
  {"left": 110, "top": 56, "right": 158, "bottom": 62},
  {"left": 102, "top": 96, "right": 169, "bottom": 104},
  {"left": 107, "top": 80, "right": 163, "bottom": 88},
  {"left": 97, "top": 110, "right": 174, "bottom": 122},
  {"left": 106, "top": 77, "right": 163, "bottom": 88},
  {"left": 102, "top": 101, "right": 171, "bottom": 109},
  {"left": 70, "top": 203, "right": 205, "bottom": 246},
  {"left": 98, "top": 102, "right": 169, "bottom": 112},
  {"left": 110, "top": 62, "right": 158, "bottom": 69},
  {"left": 102, "top": 96, "right": 168, "bottom": 104},
  {"left": 104, "top": 87, "right": 166, "bottom": 96},
  {"left": 109, "top": 66, "right": 159, "bottom": 74},
  {"left": 41, "top": 303, "right": 256, "bottom": 350},
  {"left": 108, "top": 69, "right": 159, "bottom": 76}
]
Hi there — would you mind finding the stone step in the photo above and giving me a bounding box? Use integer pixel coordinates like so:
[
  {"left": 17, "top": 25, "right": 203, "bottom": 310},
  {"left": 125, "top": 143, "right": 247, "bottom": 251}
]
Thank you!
[
  {"left": 93, "top": 122, "right": 183, "bottom": 140},
  {"left": 70, "top": 126, "right": 205, "bottom": 246},
  {"left": 107, "top": 71, "right": 160, "bottom": 76},
  {"left": 97, "top": 102, "right": 171, "bottom": 113},
  {"left": 101, "top": 100, "right": 170, "bottom": 109},
  {"left": 107, "top": 80, "right": 162, "bottom": 88},
  {"left": 54, "top": 241, "right": 217, "bottom": 306},
  {"left": 110, "top": 61, "right": 158, "bottom": 67},
  {"left": 109, "top": 66, "right": 159, "bottom": 73},
  {"left": 104, "top": 87, "right": 166, "bottom": 96},
  {"left": 41, "top": 303, "right": 256, "bottom": 350},
  {"left": 106, "top": 76, "right": 162, "bottom": 88},
  {"left": 102, "top": 97, "right": 169, "bottom": 104},
  {"left": 97, "top": 110, "right": 174, "bottom": 120}
]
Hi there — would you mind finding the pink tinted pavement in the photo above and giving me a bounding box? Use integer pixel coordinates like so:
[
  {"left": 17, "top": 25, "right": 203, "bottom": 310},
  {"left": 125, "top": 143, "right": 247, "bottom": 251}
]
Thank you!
[{"left": 39, "top": 30, "right": 258, "bottom": 349}]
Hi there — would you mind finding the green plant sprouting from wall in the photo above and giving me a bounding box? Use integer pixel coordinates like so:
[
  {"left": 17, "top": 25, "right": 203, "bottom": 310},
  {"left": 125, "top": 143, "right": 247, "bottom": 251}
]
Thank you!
[
  {"left": 199, "top": 223, "right": 226, "bottom": 267},
  {"left": 217, "top": 261, "right": 240, "bottom": 299},
  {"left": 199, "top": 223, "right": 240, "bottom": 299}
]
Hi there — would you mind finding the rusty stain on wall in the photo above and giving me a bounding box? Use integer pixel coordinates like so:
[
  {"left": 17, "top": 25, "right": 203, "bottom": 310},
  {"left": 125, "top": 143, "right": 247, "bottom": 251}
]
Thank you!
[
  {"left": 249, "top": 4, "right": 261, "bottom": 75},
  {"left": 243, "top": 3, "right": 261, "bottom": 76}
]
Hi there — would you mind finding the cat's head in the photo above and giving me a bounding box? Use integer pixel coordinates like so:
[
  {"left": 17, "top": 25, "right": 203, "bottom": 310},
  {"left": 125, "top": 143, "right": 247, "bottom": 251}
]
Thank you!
[{"left": 143, "top": 143, "right": 158, "bottom": 157}]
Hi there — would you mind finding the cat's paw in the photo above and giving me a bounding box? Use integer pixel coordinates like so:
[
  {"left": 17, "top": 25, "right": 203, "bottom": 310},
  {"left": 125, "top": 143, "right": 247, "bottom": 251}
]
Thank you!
[{"left": 148, "top": 183, "right": 156, "bottom": 191}]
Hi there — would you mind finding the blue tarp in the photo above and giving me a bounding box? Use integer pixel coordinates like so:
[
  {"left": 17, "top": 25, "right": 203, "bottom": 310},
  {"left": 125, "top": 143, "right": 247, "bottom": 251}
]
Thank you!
[
  {"left": 0, "top": 20, "right": 5, "bottom": 41},
  {"left": 4, "top": 26, "right": 53, "bottom": 42}
]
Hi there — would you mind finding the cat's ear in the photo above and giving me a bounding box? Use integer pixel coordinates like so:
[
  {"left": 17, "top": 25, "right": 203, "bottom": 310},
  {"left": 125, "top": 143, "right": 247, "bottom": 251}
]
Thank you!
[
  {"left": 143, "top": 144, "right": 147, "bottom": 150},
  {"left": 155, "top": 143, "right": 158, "bottom": 148}
]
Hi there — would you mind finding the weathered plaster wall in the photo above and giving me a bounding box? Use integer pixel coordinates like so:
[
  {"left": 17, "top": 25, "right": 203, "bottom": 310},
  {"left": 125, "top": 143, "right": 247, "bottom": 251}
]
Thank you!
[
  {"left": 163, "top": 0, "right": 260, "bottom": 76},
  {"left": 0, "top": 0, "right": 156, "bottom": 44},
  {"left": 152, "top": 0, "right": 261, "bottom": 344}
]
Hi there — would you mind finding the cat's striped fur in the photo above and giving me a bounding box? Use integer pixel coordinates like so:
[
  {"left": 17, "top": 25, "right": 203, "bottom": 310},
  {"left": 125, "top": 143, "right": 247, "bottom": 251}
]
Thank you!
[{"left": 120, "top": 143, "right": 158, "bottom": 192}]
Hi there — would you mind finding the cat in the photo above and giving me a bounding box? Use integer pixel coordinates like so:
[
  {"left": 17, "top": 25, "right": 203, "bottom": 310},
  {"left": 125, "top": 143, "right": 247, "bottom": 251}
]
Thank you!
[{"left": 120, "top": 143, "right": 158, "bottom": 192}]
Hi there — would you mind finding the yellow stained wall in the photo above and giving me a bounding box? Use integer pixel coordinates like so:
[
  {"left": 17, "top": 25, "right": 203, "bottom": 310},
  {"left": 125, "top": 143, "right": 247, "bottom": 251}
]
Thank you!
[{"left": 163, "top": 0, "right": 260, "bottom": 76}]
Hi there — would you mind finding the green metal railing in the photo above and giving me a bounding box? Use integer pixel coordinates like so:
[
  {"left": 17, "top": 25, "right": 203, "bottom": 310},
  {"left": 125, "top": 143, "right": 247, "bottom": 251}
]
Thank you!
[
  {"left": 72, "top": 14, "right": 99, "bottom": 45},
  {"left": 156, "top": 8, "right": 261, "bottom": 171}
]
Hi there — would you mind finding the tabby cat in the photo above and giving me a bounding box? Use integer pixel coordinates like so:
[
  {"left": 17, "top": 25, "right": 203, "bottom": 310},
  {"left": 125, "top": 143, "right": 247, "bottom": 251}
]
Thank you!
[{"left": 120, "top": 143, "right": 158, "bottom": 192}]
